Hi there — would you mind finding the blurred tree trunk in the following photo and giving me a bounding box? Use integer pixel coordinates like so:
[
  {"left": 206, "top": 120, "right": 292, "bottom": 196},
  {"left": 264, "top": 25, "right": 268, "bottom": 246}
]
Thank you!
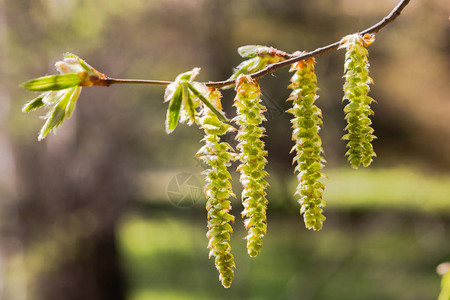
[
  {"left": 9, "top": 110, "right": 130, "bottom": 300},
  {"left": 11, "top": 117, "right": 128, "bottom": 300},
  {"left": 3, "top": 0, "right": 128, "bottom": 299}
]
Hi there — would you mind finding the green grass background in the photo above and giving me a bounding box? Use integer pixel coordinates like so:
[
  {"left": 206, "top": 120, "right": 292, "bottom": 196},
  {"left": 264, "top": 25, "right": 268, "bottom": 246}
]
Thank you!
[{"left": 119, "top": 167, "right": 450, "bottom": 300}]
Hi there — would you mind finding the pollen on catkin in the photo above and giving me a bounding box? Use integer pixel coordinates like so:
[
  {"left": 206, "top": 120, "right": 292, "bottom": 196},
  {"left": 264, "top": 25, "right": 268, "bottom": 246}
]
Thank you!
[
  {"left": 287, "top": 57, "right": 326, "bottom": 231},
  {"left": 233, "top": 75, "right": 269, "bottom": 257},
  {"left": 196, "top": 88, "right": 236, "bottom": 288},
  {"left": 339, "top": 33, "right": 377, "bottom": 168}
]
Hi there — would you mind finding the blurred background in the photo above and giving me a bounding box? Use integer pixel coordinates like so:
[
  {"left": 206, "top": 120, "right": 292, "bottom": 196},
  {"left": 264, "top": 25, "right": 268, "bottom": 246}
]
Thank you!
[{"left": 0, "top": 0, "right": 449, "bottom": 299}]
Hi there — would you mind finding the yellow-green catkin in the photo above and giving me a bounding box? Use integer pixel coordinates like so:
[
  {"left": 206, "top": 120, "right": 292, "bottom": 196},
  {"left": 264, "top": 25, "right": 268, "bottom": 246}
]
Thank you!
[
  {"left": 287, "top": 57, "right": 326, "bottom": 231},
  {"left": 340, "top": 34, "right": 377, "bottom": 168},
  {"left": 437, "top": 263, "right": 450, "bottom": 300},
  {"left": 196, "top": 88, "right": 236, "bottom": 288},
  {"left": 233, "top": 75, "right": 269, "bottom": 257}
]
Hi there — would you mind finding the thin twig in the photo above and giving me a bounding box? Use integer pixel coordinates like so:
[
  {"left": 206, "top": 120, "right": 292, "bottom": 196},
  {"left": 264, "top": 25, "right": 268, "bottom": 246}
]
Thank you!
[
  {"left": 105, "top": 78, "right": 172, "bottom": 86},
  {"left": 105, "top": 0, "right": 410, "bottom": 89}
]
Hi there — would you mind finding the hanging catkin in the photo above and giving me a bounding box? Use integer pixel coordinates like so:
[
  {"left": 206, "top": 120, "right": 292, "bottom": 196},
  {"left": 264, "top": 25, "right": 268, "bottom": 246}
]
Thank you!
[
  {"left": 339, "top": 33, "right": 377, "bottom": 168},
  {"left": 197, "top": 88, "right": 236, "bottom": 288},
  {"left": 233, "top": 75, "right": 269, "bottom": 257},
  {"left": 287, "top": 57, "right": 326, "bottom": 231}
]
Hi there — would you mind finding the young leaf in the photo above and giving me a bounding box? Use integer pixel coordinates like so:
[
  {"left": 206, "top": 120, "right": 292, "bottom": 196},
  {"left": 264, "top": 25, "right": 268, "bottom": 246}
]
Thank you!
[
  {"left": 229, "top": 58, "right": 266, "bottom": 80},
  {"left": 181, "top": 84, "right": 195, "bottom": 121},
  {"left": 38, "top": 88, "right": 74, "bottom": 140},
  {"left": 42, "top": 90, "right": 66, "bottom": 106},
  {"left": 22, "top": 94, "right": 46, "bottom": 112},
  {"left": 21, "top": 74, "right": 82, "bottom": 92},
  {"left": 63, "top": 52, "right": 92, "bottom": 73},
  {"left": 165, "top": 86, "right": 183, "bottom": 134},
  {"left": 228, "top": 46, "right": 287, "bottom": 81},
  {"left": 177, "top": 67, "right": 200, "bottom": 82},
  {"left": 65, "top": 87, "right": 82, "bottom": 119},
  {"left": 237, "top": 45, "right": 287, "bottom": 59},
  {"left": 185, "top": 82, "right": 228, "bottom": 122},
  {"left": 238, "top": 45, "right": 271, "bottom": 58}
]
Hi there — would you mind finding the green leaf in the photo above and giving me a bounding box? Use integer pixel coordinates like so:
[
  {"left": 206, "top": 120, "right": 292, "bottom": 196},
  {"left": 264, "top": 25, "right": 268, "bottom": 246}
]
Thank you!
[
  {"left": 233, "top": 58, "right": 259, "bottom": 77},
  {"left": 42, "top": 90, "right": 66, "bottom": 106},
  {"left": 228, "top": 57, "right": 270, "bottom": 81},
  {"left": 38, "top": 89, "right": 73, "bottom": 140},
  {"left": 63, "top": 52, "right": 79, "bottom": 59},
  {"left": 176, "top": 67, "right": 200, "bottom": 82},
  {"left": 165, "top": 86, "right": 183, "bottom": 134},
  {"left": 21, "top": 74, "right": 82, "bottom": 92},
  {"left": 185, "top": 83, "right": 228, "bottom": 122},
  {"left": 238, "top": 45, "right": 270, "bottom": 58},
  {"left": 179, "top": 73, "right": 192, "bottom": 81},
  {"left": 65, "top": 87, "right": 82, "bottom": 119},
  {"left": 64, "top": 52, "right": 91, "bottom": 72},
  {"left": 22, "top": 94, "right": 46, "bottom": 112},
  {"left": 182, "top": 84, "right": 196, "bottom": 121}
]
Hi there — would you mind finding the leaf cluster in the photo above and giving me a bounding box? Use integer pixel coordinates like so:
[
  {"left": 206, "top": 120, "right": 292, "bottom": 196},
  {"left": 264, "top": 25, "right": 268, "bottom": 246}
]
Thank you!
[
  {"left": 21, "top": 53, "right": 99, "bottom": 140},
  {"left": 228, "top": 45, "right": 288, "bottom": 80},
  {"left": 164, "top": 68, "right": 227, "bottom": 134}
]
